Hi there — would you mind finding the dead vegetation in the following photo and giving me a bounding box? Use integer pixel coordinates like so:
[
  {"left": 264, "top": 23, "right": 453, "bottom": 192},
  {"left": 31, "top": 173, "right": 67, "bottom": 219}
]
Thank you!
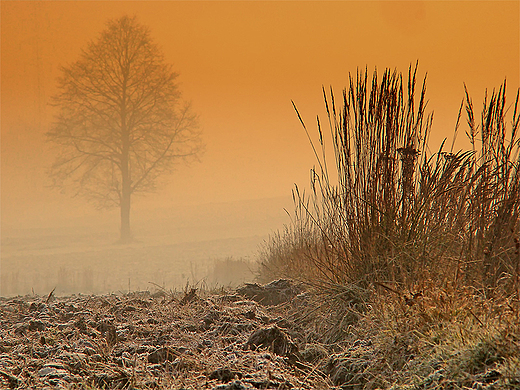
[{"left": 257, "top": 64, "right": 520, "bottom": 389}]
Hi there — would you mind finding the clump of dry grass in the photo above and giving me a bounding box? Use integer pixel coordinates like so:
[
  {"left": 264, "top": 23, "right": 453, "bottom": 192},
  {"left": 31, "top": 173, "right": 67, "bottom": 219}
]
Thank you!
[
  {"left": 258, "top": 63, "right": 520, "bottom": 388},
  {"left": 363, "top": 285, "right": 520, "bottom": 389},
  {"left": 279, "top": 282, "right": 519, "bottom": 389},
  {"left": 259, "top": 63, "right": 519, "bottom": 294}
]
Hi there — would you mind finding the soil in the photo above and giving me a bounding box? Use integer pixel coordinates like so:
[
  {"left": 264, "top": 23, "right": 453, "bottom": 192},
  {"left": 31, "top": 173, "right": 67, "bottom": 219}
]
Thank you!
[{"left": 0, "top": 280, "right": 337, "bottom": 389}]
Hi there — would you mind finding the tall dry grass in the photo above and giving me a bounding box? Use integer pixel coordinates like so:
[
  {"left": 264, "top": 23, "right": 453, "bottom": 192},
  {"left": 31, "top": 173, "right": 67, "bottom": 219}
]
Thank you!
[
  {"left": 259, "top": 64, "right": 520, "bottom": 297},
  {"left": 258, "top": 67, "right": 520, "bottom": 387}
]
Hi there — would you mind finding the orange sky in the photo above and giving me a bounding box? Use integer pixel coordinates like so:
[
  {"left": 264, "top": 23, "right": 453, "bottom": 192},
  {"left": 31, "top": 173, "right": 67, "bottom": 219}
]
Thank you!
[{"left": 1, "top": 1, "right": 519, "bottom": 231}]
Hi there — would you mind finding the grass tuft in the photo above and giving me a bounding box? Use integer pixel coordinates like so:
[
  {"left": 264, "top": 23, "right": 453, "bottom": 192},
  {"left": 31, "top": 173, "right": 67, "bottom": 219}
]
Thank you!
[{"left": 258, "top": 64, "right": 520, "bottom": 389}]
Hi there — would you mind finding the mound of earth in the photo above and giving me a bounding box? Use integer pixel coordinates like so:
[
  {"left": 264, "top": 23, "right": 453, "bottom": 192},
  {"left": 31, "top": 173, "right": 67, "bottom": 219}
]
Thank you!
[
  {"left": 236, "top": 279, "right": 303, "bottom": 306},
  {"left": 0, "top": 280, "right": 335, "bottom": 389}
]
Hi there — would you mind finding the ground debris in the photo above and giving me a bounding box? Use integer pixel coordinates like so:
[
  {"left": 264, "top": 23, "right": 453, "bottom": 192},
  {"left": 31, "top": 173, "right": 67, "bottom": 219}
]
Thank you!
[
  {"left": 236, "top": 279, "right": 302, "bottom": 306},
  {"left": 209, "top": 367, "right": 242, "bottom": 382},
  {"left": 246, "top": 325, "right": 299, "bottom": 361},
  {"left": 180, "top": 287, "right": 199, "bottom": 305},
  {"left": 0, "top": 282, "right": 335, "bottom": 389}
]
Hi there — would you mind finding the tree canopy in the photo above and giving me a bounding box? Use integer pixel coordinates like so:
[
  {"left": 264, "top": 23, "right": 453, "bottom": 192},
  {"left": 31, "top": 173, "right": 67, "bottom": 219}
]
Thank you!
[{"left": 47, "top": 16, "right": 203, "bottom": 241}]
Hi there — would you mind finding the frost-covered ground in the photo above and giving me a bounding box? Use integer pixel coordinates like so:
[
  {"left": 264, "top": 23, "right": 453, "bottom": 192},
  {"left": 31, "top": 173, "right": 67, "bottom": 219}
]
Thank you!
[{"left": 0, "top": 280, "right": 334, "bottom": 389}]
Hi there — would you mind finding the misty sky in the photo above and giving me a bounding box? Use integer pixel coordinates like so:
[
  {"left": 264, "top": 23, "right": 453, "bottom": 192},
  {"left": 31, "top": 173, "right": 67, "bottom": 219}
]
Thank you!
[{"left": 2, "top": 1, "right": 519, "bottom": 232}]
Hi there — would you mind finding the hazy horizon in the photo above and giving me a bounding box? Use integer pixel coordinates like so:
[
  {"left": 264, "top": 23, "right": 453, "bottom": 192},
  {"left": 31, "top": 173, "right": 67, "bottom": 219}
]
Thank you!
[{"left": 1, "top": 196, "right": 293, "bottom": 296}]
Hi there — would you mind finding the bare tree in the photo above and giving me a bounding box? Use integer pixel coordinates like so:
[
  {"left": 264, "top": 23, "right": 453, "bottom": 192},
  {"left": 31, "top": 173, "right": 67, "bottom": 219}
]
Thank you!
[{"left": 47, "top": 16, "right": 202, "bottom": 242}]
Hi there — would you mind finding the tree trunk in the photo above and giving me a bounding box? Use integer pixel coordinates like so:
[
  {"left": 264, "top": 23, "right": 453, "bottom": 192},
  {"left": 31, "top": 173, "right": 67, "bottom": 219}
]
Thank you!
[
  {"left": 120, "top": 134, "right": 132, "bottom": 242},
  {"left": 120, "top": 82, "right": 132, "bottom": 243},
  {"left": 120, "top": 185, "right": 132, "bottom": 243}
]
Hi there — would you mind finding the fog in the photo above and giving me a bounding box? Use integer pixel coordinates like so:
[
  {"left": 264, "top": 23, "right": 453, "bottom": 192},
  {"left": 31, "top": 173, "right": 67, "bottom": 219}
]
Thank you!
[
  {"left": 1, "top": 197, "right": 293, "bottom": 296},
  {"left": 1, "top": 1, "right": 519, "bottom": 296},
  {"left": 1, "top": 198, "right": 291, "bottom": 296}
]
